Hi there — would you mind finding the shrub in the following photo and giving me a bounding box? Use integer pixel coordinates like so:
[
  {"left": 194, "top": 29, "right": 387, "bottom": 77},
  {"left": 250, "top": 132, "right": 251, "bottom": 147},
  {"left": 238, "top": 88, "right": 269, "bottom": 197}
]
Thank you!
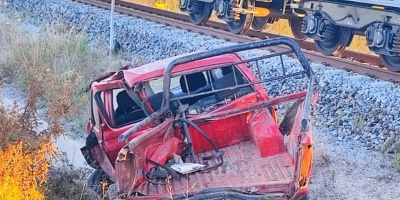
[
  {"left": 0, "top": 15, "right": 127, "bottom": 199},
  {"left": 0, "top": 141, "right": 54, "bottom": 200}
]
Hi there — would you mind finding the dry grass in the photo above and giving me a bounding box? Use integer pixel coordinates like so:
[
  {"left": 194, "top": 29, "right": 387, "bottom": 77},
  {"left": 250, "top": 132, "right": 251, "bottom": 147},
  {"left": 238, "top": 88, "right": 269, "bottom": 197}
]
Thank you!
[
  {"left": 0, "top": 20, "right": 124, "bottom": 89},
  {"left": 393, "top": 143, "right": 400, "bottom": 172},
  {"left": 0, "top": 14, "right": 129, "bottom": 199},
  {"left": 165, "top": 174, "right": 198, "bottom": 199},
  {"left": 0, "top": 15, "right": 131, "bottom": 128},
  {"left": 0, "top": 141, "right": 54, "bottom": 200},
  {"left": 266, "top": 19, "right": 294, "bottom": 37},
  {"left": 315, "top": 146, "right": 331, "bottom": 168},
  {"left": 129, "top": 0, "right": 179, "bottom": 11},
  {"left": 43, "top": 152, "right": 99, "bottom": 200},
  {"left": 180, "top": 175, "right": 198, "bottom": 199}
]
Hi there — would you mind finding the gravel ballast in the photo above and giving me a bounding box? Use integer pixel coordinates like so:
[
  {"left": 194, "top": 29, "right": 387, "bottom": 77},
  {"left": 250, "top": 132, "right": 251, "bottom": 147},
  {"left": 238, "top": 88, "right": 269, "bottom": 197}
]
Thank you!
[
  {"left": 9, "top": 0, "right": 399, "bottom": 150},
  {"left": 4, "top": 0, "right": 400, "bottom": 199}
]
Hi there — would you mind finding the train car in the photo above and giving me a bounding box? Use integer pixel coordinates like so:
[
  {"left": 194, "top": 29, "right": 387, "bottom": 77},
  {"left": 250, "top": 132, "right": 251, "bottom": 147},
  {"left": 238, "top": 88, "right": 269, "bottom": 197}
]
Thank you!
[
  {"left": 178, "top": 0, "right": 306, "bottom": 38},
  {"left": 297, "top": 0, "right": 400, "bottom": 71},
  {"left": 179, "top": 0, "right": 400, "bottom": 71}
]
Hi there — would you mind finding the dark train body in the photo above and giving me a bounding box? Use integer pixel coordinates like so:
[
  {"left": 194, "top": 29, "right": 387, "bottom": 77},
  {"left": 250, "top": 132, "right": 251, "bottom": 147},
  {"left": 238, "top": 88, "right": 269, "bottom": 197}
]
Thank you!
[{"left": 179, "top": 0, "right": 400, "bottom": 71}]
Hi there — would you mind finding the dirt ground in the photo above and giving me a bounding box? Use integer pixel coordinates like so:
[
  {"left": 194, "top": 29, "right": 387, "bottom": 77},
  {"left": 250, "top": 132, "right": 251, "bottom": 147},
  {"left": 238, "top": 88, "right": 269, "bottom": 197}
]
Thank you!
[{"left": 308, "top": 127, "right": 400, "bottom": 200}]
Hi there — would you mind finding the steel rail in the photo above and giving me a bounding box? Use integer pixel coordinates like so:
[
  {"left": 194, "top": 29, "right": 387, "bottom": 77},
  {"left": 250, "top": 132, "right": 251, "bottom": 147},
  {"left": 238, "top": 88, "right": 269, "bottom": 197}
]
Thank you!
[{"left": 74, "top": 0, "right": 400, "bottom": 83}]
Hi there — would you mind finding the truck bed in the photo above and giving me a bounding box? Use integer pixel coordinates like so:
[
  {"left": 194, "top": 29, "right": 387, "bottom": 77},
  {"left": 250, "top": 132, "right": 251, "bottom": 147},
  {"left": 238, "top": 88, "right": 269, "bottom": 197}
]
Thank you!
[{"left": 135, "top": 141, "right": 295, "bottom": 198}]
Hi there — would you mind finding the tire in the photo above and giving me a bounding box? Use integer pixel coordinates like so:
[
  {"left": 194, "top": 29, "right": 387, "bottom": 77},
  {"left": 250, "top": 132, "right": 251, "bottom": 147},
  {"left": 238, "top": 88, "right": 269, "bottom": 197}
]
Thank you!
[
  {"left": 88, "top": 169, "right": 109, "bottom": 199},
  {"left": 380, "top": 54, "right": 400, "bottom": 72},
  {"left": 289, "top": 19, "right": 306, "bottom": 40},
  {"left": 188, "top": 1, "right": 213, "bottom": 26},
  {"left": 314, "top": 27, "right": 353, "bottom": 56}
]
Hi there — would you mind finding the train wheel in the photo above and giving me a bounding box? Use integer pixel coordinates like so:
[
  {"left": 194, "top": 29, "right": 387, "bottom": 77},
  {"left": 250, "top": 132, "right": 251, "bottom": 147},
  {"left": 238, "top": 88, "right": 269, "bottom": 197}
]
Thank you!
[
  {"left": 315, "top": 27, "right": 353, "bottom": 56},
  {"left": 380, "top": 54, "right": 400, "bottom": 72},
  {"left": 251, "top": 16, "right": 269, "bottom": 32},
  {"left": 289, "top": 19, "right": 306, "bottom": 40},
  {"left": 189, "top": 1, "right": 213, "bottom": 26},
  {"left": 227, "top": 0, "right": 254, "bottom": 34}
]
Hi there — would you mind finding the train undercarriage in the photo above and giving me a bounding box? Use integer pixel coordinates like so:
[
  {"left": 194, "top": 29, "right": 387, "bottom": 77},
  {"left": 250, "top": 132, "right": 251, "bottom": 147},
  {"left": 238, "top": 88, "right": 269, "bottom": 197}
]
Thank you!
[
  {"left": 179, "top": 0, "right": 306, "bottom": 35},
  {"left": 178, "top": 0, "right": 400, "bottom": 71},
  {"left": 299, "top": 0, "right": 400, "bottom": 71}
]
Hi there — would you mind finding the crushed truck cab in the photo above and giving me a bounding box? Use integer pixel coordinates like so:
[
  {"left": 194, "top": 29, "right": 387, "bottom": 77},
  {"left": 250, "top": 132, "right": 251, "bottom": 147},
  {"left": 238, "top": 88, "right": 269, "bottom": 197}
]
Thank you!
[{"left": 81, "top": 37, "right": 317, "bottom": 200}]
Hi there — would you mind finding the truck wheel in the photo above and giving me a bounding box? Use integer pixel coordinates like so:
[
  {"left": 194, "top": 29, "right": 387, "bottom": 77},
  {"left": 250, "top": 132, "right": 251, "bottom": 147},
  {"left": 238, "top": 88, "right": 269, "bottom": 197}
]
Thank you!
[{"left": 88, "top": 169, "right": 109, "bottom": 198}]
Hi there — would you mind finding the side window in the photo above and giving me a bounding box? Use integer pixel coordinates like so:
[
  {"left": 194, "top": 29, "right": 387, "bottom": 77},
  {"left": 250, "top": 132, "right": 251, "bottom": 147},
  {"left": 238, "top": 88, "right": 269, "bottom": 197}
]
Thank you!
[
  {"left": 112, "top": 89, "right": 147, "bottom": 126},
  {"left": 94, "top": 88, "right": 148, "bottom": 127},
  {"left": 91, "top": 91, "right": 101, "bottom": 128},
  {"left": 212, "top": 68, "right": 224, "bottom": 80},
  {"left": 178, "top": 71, "right": 209, "bottom": 95},
  {"left": 112, "top": 88, "right": 124, "bottom": 114},
  {"left": 148, "top": 78, "right": 163, "bottom": 94},
  {"left": 149, "top": 76, "right": 181, "bottom": 94},
  {"left": 131, "top": 65, "right": 253, "bottom": 115}
]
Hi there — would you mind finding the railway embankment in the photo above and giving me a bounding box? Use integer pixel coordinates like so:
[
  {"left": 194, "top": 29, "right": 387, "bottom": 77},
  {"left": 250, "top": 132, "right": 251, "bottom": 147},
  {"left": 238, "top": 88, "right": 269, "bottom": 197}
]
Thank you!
[
  {"left": 9, "top": 0, "right": 400, "bottom": 151},
  {"left": 5, "top": 0, "right": 400, "bottom": 199}
]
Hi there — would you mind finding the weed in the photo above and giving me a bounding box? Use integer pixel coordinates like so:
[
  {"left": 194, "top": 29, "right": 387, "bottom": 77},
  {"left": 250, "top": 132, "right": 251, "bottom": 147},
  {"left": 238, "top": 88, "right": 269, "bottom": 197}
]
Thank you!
[
  {"left": 381, "top": 136, "right": 396, "bottom": 154},
  {"left": 0, "top": 14, "right": 129, "bottom": 199},
  {"left": 0, "top": 60, "right": 83, "bottom": 199},
  {"left": 315, "top": 146, "right": 331, "bottom": 168},
  {"left": 166, "top": 175, "right": 174, "bottom": 199},
  {"left": 164, "top": 174, "right": 199, "bottom": 199},
  {"left": 42, "top": 152, "right": 99, "bottom": 200},
  {"left": 180, "top": 174, "right": 198, "bottom": 199},
  {"left": 353, "top": 113, "right": 367, "bottom": 132},
  {"left": 0, "top": 14, "right": 130, "bottom": 132},
  {"left": 393, "top": 143, "right": 400, "bottom": 172},
  {"left": 373, "top": 174, "right": 393, "bottom": 183}
]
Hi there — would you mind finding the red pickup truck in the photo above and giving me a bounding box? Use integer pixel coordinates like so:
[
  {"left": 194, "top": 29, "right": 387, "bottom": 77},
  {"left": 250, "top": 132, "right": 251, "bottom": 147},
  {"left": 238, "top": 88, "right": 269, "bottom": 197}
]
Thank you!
[{"left": 81, "top": 37, "right": 316, "bottom": 200}]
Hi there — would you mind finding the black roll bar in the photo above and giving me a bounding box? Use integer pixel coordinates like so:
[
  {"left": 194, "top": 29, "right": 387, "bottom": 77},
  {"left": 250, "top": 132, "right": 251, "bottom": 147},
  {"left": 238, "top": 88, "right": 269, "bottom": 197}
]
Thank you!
[
  {"left": 119, "top": 37, "right": 315, "bottom": 142},
  {"left": 163, "top": 37, "right": 314, "bottom": 129},
  {"left": 162, "top": 37, "right": 313, "bottom": 108}
]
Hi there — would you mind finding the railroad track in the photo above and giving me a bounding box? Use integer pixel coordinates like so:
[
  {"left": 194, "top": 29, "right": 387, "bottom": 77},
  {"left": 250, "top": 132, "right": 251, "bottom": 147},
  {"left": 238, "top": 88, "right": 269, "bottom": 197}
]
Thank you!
[{"left": 74, "top": 0, "right": 400, "bottom": 82}]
